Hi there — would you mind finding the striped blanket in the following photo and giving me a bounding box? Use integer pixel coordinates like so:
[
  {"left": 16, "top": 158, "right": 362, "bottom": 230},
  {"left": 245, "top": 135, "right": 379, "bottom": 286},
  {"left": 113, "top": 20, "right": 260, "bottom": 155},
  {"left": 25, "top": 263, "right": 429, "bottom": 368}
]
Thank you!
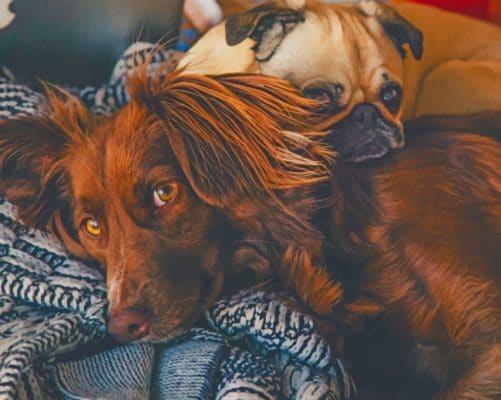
[{"left": 0, "top": 43, "right": 356, "bottom": 400}]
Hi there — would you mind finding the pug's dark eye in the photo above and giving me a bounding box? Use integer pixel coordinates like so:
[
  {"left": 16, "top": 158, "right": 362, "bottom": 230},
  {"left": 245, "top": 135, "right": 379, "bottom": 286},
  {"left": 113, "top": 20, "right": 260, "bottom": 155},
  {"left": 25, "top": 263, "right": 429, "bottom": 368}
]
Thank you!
[
  {"left": 380, "top": 83, "right": 403, "bottom": 114},
  {"left": 303, "top": 84, "right": 345, "bottom": 114},
  {"left": 303, "top": 87, "right": 333, "bottom": 103}
]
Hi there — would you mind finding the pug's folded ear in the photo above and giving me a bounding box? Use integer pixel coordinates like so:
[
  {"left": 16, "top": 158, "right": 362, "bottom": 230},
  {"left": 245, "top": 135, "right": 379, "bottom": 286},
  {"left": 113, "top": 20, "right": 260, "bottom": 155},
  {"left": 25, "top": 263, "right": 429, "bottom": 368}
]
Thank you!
[
  {"left": 225, "top": 1, "right": 305, "bottom": 62},
  {"left": 359, "top": 1, "right": 423, "bottom": 60}
]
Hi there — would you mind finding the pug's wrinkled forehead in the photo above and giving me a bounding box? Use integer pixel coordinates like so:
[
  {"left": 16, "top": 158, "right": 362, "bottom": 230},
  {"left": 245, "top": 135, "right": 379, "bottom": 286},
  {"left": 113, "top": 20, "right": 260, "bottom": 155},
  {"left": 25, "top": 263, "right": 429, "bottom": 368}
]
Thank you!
[
  {"left": 225, "top": 0, "right": 421, "bottom": 100},
  {"left": 178, "top": 0, "right": 423, "bottom": 162},
  {"left": 180, "top": 0, "right": 422, "bottom": 115}
]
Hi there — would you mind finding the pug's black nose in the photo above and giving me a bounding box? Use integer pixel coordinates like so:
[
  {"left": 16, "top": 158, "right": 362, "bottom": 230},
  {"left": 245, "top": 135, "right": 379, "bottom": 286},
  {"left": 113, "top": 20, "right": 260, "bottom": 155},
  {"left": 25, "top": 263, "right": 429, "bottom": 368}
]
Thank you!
[{"left": 350, "top": 103, "right": 380, "bottom": 128}]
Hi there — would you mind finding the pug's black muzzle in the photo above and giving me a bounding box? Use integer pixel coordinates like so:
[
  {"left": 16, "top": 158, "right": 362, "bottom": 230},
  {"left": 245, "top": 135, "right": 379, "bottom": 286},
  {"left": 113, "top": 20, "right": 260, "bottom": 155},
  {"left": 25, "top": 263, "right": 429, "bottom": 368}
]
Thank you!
[{"left": 328, "top": 103, "right": 404, "bottom": 162}]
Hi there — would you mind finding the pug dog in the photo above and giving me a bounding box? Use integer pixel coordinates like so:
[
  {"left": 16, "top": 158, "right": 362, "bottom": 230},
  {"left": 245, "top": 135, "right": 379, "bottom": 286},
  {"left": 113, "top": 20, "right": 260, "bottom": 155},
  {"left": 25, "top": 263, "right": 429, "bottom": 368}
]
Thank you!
[
  {"left": 178, "top": 0, "right": 501, "bottom": 162},
  {"left": 179, "top": 0, "right": 421, "bottom": 162}
]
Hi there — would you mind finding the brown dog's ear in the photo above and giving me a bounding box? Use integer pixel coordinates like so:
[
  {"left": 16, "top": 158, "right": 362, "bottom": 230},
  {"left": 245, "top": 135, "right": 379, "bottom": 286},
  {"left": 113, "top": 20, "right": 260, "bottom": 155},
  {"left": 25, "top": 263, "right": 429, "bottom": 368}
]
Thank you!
[
  {"left": 225, "top": 1, "right": 305, "bottom": 62},
  {"left": 130, "top": 70, "right": 331, "bottom": 211},
  {"left": 0, "top": 106, "right": 93, "bottom": 259},
  {"left": 0, "top": 91, "right": 86, "bottom": 228},
  {"left": 0, "top": 117, "right": 67, "bottom": 224},
  {"left": 359, "top": 1, "right": 423, "bottom": 60}
]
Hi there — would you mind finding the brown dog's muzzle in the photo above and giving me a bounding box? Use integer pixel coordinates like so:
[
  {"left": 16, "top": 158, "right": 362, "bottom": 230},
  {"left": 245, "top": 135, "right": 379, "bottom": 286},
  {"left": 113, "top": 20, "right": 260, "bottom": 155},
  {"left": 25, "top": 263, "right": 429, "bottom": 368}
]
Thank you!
[
  {"left": 104, "top": 246, "right": 223, "bottom": 343},
  {"left": 108, "top": 308, "right": 149, "bottom": 342},
  {"left": 106, "top": 266, "right": 152, "bottom": 342},
  {"left": 106, "top": 268, "right": 223, "bottom": 343}
]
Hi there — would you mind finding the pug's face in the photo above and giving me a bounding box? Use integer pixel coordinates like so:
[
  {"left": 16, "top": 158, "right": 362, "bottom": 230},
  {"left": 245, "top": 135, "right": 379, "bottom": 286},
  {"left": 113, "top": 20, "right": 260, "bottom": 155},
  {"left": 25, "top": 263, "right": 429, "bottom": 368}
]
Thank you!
[{"left": 222, "top": 1, "right": 423, "bottom": 162}]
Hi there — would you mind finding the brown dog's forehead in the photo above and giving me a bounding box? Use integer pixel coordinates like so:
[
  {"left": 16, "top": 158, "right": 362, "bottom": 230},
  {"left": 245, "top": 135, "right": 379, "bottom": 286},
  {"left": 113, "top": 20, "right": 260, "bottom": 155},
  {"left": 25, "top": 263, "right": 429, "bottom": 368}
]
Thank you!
[{"left": 66, "top": 104, "right": 179, "bottom": 207}]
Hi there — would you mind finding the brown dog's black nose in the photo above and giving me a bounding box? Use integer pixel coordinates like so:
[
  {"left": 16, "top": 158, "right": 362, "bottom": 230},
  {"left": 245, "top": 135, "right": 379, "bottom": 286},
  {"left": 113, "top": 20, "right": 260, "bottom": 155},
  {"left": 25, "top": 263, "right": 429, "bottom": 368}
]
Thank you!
[
  {"left": 350, "top": 103, "right": 380, "bottom": 128},
  {"left": 108, "top": 310, "right": 149, "bottom": 342}
]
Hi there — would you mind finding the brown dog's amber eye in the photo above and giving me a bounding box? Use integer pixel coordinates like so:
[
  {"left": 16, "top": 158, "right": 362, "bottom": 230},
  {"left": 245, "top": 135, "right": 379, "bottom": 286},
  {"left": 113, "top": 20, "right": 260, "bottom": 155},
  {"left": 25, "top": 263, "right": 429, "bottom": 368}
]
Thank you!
[
  {"left": 380, "top": 83, "right": 403, "bottom": 114},
  {"left": 83, "top": 218, "right": 102, "bottom": 237},
  {"left": 153, "top": 183, "right": 178, "bottom": 207}
]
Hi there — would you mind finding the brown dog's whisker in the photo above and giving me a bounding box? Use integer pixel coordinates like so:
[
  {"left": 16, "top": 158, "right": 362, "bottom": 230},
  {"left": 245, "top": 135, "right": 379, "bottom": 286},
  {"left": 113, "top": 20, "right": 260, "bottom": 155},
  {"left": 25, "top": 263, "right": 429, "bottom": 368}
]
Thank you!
[
  {"left": 169, "top": 296, "right": 200, "bottom": 309},
  {"left": 232, "top": 239, "right": 275, "bottom": 246}
]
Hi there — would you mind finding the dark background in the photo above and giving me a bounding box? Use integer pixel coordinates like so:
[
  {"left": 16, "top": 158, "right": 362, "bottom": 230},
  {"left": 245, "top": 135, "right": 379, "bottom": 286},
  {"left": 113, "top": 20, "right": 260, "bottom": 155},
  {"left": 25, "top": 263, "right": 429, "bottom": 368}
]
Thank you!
[{"left": 0, "top": 0, "right": 183, "bottom": 86}]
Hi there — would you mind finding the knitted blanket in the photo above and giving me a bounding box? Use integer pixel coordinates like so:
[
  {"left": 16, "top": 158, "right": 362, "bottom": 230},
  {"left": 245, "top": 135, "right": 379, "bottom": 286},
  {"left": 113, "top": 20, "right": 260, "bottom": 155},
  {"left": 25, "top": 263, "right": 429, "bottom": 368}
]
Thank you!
[{"left": 0, "top": 43, "right": 357, "bottom": 400}]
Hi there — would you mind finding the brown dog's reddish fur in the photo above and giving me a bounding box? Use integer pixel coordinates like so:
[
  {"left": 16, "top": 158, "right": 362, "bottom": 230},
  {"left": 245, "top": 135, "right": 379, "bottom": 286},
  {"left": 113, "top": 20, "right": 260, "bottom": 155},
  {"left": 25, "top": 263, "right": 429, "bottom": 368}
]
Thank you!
[
  {"left": 0, "top": 71, "right": 331, "bottom": 342},
  {"left": 234, "top": 111, "right": 499, "bottom": 399},
  {"left": 0, "top": 70, "right": 499, "bottom": 399},
  {"left": 277, "top": 117, "right": 500, "bottom": 399},
  {"left": 326, "top": 128, "right": 500, "bottom": 400}
]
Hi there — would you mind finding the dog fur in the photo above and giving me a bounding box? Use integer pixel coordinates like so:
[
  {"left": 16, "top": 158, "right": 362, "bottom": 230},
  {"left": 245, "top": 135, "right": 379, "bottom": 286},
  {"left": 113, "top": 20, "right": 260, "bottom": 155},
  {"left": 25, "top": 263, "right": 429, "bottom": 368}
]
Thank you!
[
  {"left": 179, "top": 0, "right": 501, "bottom": 162},
  {"left": 0, "top": 71, "right": 330, "bottom": 342},
  {"left": 0, "top": 71, "right": 499, "bottom": 398}
]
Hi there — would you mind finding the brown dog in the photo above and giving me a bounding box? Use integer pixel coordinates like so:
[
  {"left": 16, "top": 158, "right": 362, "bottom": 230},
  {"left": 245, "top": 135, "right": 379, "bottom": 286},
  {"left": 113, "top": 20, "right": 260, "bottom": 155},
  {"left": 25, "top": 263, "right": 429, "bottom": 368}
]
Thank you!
[
  {"left": 317, "top": 116, "right": 500, "bottom": 399},
  {"left": 0, "top": 72, "right": 330, "bottom": 342},
  {"left": 0, "top": 71, "right": 499, "bottom": 398},
  {"left": 179, "top": 0, "right": 501, "bottom": 163},
  {"left": 259, "top": 111, "right": 499, "bottom": 400}
]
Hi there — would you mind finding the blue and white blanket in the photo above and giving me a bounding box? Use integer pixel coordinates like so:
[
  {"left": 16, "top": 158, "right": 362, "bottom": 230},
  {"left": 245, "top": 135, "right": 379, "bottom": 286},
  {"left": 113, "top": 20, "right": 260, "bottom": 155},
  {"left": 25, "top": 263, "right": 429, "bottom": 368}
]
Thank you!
[{"left": 0, "top": 43, "right": 357, "bottom": 400}]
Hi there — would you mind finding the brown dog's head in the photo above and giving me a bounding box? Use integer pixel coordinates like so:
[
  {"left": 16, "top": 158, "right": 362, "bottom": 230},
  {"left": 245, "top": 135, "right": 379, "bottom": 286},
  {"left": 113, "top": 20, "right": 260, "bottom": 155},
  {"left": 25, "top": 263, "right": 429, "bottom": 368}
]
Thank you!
[
  {"left": 181, "top": 0, "right": 423, "bottom": 162},
  {"left": 0, "top": 71, "right": 329, "bottom": 342}
]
